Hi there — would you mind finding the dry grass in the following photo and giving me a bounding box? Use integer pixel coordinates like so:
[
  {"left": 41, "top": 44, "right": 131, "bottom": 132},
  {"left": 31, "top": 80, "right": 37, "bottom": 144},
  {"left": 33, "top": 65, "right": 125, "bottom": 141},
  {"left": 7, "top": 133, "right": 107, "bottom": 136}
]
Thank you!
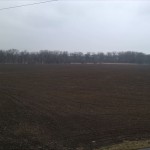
[{"left": 96, "top": 140, "right": 150, "bottom": 150}]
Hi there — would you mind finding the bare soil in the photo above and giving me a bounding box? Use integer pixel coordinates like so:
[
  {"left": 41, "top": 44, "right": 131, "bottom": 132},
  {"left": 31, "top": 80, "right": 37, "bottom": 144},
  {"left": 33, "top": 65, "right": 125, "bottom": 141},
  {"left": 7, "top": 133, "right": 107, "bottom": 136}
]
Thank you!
[{"left": 0, "top": 64, "right": 150, "bottom": 149}]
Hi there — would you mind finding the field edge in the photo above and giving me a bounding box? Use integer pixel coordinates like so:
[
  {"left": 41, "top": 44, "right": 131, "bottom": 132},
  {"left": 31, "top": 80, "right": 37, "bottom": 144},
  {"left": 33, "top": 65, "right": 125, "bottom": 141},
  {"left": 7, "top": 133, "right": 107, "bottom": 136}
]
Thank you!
[{"left": 93, "top": 139, "right": 150, "bottom": 150}]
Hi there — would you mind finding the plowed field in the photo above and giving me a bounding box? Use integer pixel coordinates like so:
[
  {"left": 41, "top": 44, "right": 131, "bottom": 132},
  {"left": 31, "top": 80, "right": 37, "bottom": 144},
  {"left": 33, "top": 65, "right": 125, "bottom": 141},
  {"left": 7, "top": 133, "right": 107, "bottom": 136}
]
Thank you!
[{"left": 0, "top": 64, "right": 150, "bottom": 149}]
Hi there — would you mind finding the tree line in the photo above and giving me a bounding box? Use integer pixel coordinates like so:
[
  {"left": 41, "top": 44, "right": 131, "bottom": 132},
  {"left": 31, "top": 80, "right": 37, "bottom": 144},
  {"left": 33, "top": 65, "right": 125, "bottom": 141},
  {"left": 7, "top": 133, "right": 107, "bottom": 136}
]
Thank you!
[{"left": 0, "top": 49, "right": 150, "bottom": 64}]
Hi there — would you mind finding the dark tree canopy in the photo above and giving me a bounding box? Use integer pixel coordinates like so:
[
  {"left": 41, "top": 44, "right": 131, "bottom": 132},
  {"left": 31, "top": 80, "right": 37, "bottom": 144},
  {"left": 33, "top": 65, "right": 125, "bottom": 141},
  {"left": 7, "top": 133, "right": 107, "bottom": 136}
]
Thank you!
[{"left": 0, "top": 49, "right": 149, "bottom": 64}]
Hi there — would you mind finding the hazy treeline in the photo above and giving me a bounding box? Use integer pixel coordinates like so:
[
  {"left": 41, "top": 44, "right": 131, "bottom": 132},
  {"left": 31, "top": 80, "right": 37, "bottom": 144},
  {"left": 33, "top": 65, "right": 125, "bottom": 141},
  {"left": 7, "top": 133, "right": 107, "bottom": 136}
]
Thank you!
[{"left": 0, "top": 49, "right": 150, "bottom": 64}]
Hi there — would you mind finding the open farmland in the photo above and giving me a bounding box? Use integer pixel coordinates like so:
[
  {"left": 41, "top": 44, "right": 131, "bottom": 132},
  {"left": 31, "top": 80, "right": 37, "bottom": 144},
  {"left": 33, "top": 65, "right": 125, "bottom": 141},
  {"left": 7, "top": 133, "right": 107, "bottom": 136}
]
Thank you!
[{"left": 0, "top": 64, "right": 150, "bottom": 149}]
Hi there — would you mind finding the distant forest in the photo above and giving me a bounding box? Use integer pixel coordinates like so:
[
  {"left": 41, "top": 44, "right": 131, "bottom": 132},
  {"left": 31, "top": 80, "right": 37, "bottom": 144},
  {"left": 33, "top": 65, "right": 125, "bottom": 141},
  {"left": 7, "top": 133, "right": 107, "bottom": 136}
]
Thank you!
[{"left": 0, "top": 49, "right": 150, "bottom": 64}]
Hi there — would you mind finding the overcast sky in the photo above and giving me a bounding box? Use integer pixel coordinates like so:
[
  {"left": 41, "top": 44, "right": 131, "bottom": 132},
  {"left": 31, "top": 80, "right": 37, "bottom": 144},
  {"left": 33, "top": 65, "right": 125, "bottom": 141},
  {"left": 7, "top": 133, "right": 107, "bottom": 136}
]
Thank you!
[{"left": 0, "top": 0, "right": 150, "bottom": 53}]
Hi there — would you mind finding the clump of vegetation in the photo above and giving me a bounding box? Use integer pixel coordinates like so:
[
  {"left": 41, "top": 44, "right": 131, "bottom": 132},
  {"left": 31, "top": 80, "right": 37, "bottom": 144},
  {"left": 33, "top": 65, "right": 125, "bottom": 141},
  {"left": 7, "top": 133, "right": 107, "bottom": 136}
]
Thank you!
[{"left": 96, "top": 140, "right": 150, "bottom": 150}]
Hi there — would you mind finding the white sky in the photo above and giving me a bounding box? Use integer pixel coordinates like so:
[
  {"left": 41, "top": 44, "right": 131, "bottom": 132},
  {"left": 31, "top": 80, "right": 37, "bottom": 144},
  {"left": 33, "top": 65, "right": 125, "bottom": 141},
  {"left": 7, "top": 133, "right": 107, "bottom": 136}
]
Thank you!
[{"left": 0, "top": 0, "right": 150, "bottom": 53}]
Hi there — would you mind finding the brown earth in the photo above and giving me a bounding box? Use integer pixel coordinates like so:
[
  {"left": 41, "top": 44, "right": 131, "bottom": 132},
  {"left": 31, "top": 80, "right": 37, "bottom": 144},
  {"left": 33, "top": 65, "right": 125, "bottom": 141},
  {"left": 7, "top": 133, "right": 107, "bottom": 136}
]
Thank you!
[{"left": 0, "top": 64, "right": 150, "bottom": 149}]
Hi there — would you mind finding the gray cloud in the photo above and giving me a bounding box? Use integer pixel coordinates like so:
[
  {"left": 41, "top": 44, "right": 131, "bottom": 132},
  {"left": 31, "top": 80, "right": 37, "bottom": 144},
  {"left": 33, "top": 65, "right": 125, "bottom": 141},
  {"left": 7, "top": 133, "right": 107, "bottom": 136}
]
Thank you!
[{"left": 0, "top": 1, "right": 150, "bottom": 53}]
